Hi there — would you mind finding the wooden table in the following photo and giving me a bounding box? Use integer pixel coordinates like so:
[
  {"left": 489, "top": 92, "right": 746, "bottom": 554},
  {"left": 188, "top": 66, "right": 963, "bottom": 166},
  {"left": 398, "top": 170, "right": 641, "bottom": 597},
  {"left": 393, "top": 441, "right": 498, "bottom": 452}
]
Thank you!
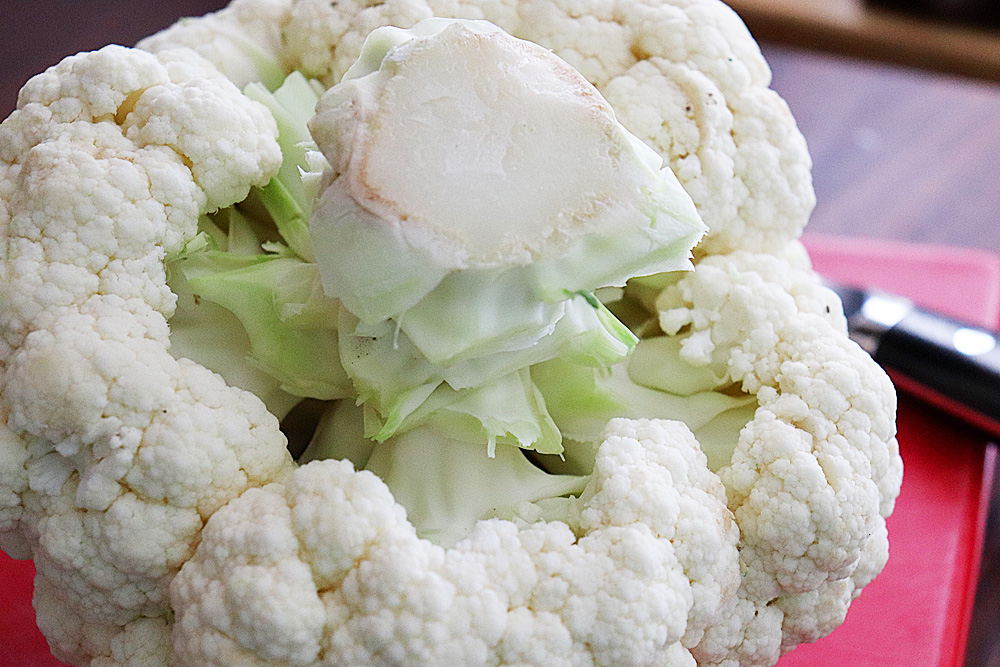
[
  {"left": 2, "top": 2, "right": 1000, "bottom": 665},
  {"left": 729, "top": 0, "right": 1000, "bottom": 82},
  {"left": 763, "top": 42, "right": 1000, "bottom": 255}
]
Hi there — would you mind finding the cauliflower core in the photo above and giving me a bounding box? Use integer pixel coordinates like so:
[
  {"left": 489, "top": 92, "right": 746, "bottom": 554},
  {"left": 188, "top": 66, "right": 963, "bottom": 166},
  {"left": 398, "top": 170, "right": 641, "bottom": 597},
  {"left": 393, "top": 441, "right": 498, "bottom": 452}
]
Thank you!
[{"left": 0, "top": 1, "right": 901, "bottom": 667}]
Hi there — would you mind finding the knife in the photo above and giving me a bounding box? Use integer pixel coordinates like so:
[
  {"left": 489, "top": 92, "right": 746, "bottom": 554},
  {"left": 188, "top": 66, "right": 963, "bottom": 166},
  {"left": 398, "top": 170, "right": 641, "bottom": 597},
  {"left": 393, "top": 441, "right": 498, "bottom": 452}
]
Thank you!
[{"left": 830, "top": 281, "right": 1000, "bottom": 439}]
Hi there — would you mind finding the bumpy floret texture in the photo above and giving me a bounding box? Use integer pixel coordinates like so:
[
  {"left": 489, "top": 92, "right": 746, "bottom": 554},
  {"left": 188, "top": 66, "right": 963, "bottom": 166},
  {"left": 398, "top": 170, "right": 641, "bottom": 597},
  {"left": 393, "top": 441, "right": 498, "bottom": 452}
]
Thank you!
[
  {"left": 0, "top": 44, "right": 293, "bottom": 664},
  {"left": 655, "top": 249, "right": 900, "bottom": 664},
  {"left": 170, "top": 419, "right": 739, "bottom": 667},
  {"left": 0, "top": 1, "right": 901, "bottom": 666},
  {"left": 137, "top": 0, "right": 295, "bottom": 89}
]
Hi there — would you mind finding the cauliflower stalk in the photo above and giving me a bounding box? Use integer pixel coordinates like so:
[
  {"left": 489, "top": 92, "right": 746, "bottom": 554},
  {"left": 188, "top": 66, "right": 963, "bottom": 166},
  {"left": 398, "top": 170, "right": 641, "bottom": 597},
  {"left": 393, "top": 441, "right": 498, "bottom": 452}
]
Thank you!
[{"left": 0, "top": 2, "right": 901, "bottom": 667}]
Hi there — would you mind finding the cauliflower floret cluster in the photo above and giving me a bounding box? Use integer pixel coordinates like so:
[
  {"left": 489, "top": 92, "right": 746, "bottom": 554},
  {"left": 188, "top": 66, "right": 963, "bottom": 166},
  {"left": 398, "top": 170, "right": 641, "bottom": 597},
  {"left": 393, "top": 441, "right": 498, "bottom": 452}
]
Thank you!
[
  {"left": 0, "top": 44, "right": 294, "bottom": 662},
  {"left": 0, "top": 1, "right": 901, "bottom": 666},
  {"left": 654, "top": 250, "right": 900, "bottom": 660},
  {"left": 150, "top": 0, "right": 814, "bottom": 258},
  {"left": 171, "top": 420, "right": 739, "bottom": 666}
]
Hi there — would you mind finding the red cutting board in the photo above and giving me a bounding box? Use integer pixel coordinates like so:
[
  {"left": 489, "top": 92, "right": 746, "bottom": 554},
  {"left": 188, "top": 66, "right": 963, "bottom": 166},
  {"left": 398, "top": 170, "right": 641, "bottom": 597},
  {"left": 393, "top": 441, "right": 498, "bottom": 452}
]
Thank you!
[
  {"left": 2, "top": 235, "right": 997, "bottom": 667},
  {"left": 777, "top": 235, "right": 1000, "bottom": 667}
]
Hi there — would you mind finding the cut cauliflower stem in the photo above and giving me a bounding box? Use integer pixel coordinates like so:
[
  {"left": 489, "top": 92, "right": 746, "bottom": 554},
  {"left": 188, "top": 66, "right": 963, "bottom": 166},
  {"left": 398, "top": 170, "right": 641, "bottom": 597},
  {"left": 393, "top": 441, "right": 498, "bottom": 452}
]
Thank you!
[{"left": 0, "top": 3, "right": 902, "bottom": 667}]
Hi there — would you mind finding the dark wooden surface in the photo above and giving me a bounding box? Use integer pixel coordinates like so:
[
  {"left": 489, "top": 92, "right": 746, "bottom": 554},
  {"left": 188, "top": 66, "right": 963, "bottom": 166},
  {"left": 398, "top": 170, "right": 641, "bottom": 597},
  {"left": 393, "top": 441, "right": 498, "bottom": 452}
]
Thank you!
[
  {"left": 728, "top": 0, "right": 1000, "bottom": 83},
  {"left": 0, "top": 0, "right": 228, "bottom": 120},
  {"left": 2, "top": 2, "right": 1000, "bottom": 665},
  {"left": 764, "top": 42, "right": 1000, "bottom": 254}
]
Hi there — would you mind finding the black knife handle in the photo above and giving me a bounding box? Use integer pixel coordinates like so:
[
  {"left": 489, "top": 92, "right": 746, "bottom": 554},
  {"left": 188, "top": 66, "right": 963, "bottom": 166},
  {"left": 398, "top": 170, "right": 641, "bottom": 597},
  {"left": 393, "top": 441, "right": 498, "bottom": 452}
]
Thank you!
[{"left": 873, "top": 305, "right": 1000, "bottom": 435}]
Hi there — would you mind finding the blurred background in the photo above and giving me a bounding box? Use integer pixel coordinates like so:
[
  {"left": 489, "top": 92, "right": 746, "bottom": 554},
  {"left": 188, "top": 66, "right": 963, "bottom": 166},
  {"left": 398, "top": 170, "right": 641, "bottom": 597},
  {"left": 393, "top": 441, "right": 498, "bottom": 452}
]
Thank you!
[
  {"left": 724, "top": 0, "right": 1000, "bottom": 258},
  {"left": 869, "top": 0, "right": 999, "bottom": 29},
  {"left": 0, "top": 1, "right": 999, "bottom": 665},
  {"left": 729, "top": 0, "right": 1000, "bottom": 79}
]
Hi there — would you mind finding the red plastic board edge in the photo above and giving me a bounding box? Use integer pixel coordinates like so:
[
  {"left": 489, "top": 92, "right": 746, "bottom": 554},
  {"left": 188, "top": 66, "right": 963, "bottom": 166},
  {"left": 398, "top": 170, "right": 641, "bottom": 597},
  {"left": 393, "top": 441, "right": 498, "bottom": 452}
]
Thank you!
[
  {"left": 776, "top": 235, "right": 998, "bottom": 667},
  {"left": 802, "top": 233, "right": 1000, "bottom": 324},
  {"left": 0, "top": 555, "right": 65, "bottom": 666}
]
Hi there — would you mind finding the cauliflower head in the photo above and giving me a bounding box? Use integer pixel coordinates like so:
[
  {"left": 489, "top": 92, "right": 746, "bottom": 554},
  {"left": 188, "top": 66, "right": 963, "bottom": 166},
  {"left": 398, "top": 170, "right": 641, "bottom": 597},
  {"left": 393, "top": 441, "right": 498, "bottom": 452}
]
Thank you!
[{"left": 0, "top": 1, "right": 900, "bottom": 667}]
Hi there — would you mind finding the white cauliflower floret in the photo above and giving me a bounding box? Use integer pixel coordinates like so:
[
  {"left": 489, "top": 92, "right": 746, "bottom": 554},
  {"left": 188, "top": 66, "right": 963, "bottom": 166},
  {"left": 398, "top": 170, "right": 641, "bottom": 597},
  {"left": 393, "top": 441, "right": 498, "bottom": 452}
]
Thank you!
[
  {"left": 170, "top": 418, "right": 740, "bottom": 667},
  {"left": 0, "top": 424, "right": 30, "bottom": 557},
  {"left": 0, "top": 2, "right": 902, "bottom": 665},
  {"left": 137, "top": 0, "right": 295, "bottom": 90},
  {"left": 0, "top": 43, "right": 292, "bottom": 665},
  {"left": 32, "top": 578, "right": 176, "bottom": 667},
  {"left": 655, "top": 249, "right": 901, "bottom": 662}
]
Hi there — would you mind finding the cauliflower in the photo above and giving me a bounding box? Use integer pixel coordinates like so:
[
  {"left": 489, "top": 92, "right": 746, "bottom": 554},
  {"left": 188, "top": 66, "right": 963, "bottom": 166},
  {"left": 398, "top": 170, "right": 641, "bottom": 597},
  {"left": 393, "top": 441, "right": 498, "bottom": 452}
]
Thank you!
[
  {"left": 0, "top": 2, "right": 901, "bottom": 667},
  {"left": 0, "top": 43, "right": 294, "bottom": 663},
  {"left": 171, "top": 419, "right": 739, "bottom": 666}
]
